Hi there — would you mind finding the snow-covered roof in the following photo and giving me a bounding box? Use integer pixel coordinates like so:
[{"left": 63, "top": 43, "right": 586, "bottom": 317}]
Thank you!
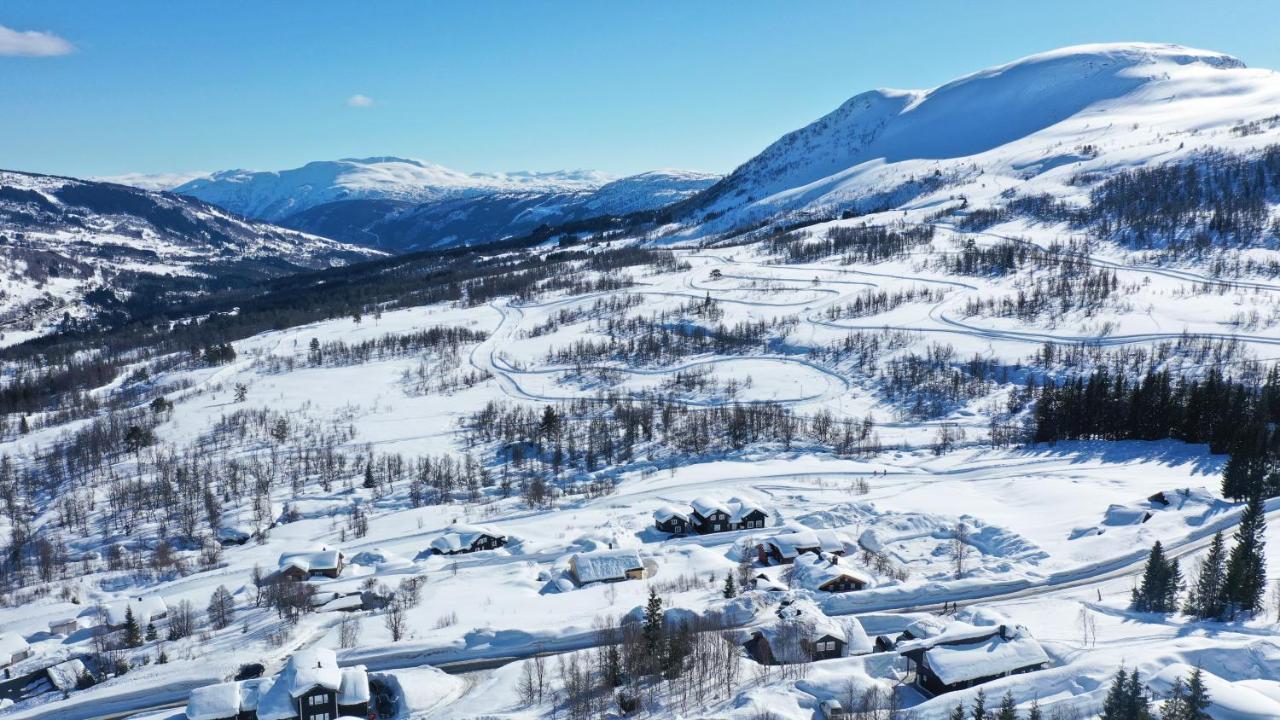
[
  {"left": 339, "top": 666, "right": 370, "bottom": 704},
  {"left": 752, "top": 598, "right": 871, "bottom": 662},
  {"left": 570, "top": 548, "right": 644, "bottom": 583},
  {"left": 0, "top": 633, "right": 29, "bottom": 660},
  {"left": 239, "top": 678, "right": 268, "bottom": 711},
  {"left": 187, "top": 681, "right": 243, "bottom": 720},
  {"left": 690, "top": 497, "right": 731, "bottom": 518},
  {"left": 104, "top": 594, "right": 168, "bottom": 626},
  {"left": 429, "top": 524, "right": 507, "bottom": 553},
  {"left": 278, "top": 548, "right": 343, "bottom": 573},
  {"left": 727, "top": 496, "right": 766, "bottom": 523},
  {"left": 46, "top": 658, "right": 85, "bottom": 692},
  {"left": 256, "top": 649, "right": 342, "bottom": 720},
  {"left": 318, "top": 594, "right": 364, "bottom": 612},
  {"left": 653, "top": 505, "right": 687, "bottom": 522},
  {"left": 762, "top": 529, "right": 849, "bottom": 559},
  {"left": 790, "top": 552, "right": 873, "bottom": 591},
  {"left": 916, "top": 627, "right": 1049, "bottom": 686}
]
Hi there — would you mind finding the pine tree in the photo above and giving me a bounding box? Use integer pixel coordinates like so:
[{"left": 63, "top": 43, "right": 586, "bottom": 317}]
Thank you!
[
  {"left": 1184, "top": 532, "right": 1226, "bottom": 620},
  {"left": 1161, "top": 677, "right": 1188, "bottom": 720},
  {"left": 996, "top": 691, "right": 1018, "bottom": 720},
  {"left": 1026, "top": 699, "right": 1042, "bottom": 720},
  {"left": 722, "top": 573, "right": 736, "bottom": 599},
  {"left": 145, "top": 622, "right": 157, "bottom": 642},
  {"left": 1224, "top": 493, "right": 1267, "bottom": 617},
  {"left": 1100, "top": 667, "right": 1129, "bottom": 720},
  {"left": 1124, "top": 668, "right": 1151, "bottom": 720},
  {"left": 1183, "top": 667, "right": 1212, "bottom": 720},
  {"left": 1132, "top": 541, "right": 1180, "bottom": 613},
  {"left": 123, "top": 606, "right": 143, "bottom": 648},
  {"left": 970, "top": 688, "right": 988, "bottom": 720},
  {"left": 363, "top": 463, "right": 376, "bottom": 489},
  {"left": 642, "top": 588, "right": 664, "bottom": 657},
  {"left": 950, "top": 704, "right": 967, "bottom": 720}
]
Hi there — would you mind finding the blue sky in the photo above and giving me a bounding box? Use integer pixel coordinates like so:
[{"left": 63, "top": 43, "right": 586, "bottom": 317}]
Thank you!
[{"left": 4, "top": 1, "right": 1278, "bottom": 179}]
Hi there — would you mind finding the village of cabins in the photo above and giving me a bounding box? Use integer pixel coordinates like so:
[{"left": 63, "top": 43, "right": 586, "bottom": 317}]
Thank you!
[{"left": 0, "top": 491, "right": 1055, "bottom": 720}]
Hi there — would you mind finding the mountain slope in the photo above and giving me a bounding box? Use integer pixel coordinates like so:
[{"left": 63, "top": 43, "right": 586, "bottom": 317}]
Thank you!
[
  {"left": 172, "top": 157, "right": 611, "bottom": 222},
  {"left": 274, "top": 168, "right": 719, "bottom": 252},
  {"left": 0, "top": 170, "right": 382, "bottom": 344},
  {"left": 676, "top": 43, "right": 1280, "bottom": 237}
]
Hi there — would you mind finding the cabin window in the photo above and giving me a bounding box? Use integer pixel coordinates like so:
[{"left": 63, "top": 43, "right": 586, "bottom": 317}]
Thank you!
[
  {"left": 816, "top": 640, "right": 835, "bottom": 653},
  {"left": 308, "top": 696, "right": 327, "bottom": 707}
]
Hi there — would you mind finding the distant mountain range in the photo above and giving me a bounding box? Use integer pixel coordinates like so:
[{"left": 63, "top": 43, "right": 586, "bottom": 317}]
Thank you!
[
  {"left": 0, "top": 170, "right": 380, "bottom": 343},
  {"left": 107, "top": 158, "right": 719, "bottom": 252}
]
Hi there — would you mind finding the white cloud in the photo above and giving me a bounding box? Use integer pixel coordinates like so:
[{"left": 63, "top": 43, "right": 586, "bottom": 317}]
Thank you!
[
  {"left": 346, "top": 94, "right": 374, "bottom": 108},
  {"left": 0, "top": 24, "right": 74, "bottom": 57}
]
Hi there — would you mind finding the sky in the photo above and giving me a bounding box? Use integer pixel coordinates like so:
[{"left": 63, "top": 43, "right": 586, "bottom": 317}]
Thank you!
[{"left": 3, "top": 1, "right": 1279, "bottom": 180}]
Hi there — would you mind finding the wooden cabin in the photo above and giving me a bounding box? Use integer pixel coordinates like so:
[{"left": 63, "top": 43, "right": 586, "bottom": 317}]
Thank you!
[
  {"left": 756, "top": 529, "right": 849, "bottom": 565},
  {"left": 568, "top": 548, "right": 647, "bottom": 585},
  {"left": 898, "top": 623, "right": 1049, "bottom": 697},
  {"left": 790, "top": 552, "right": 872, "bottom": 594},
  {"left": 742, "top": 598, "right": 871, "bottom": 665},
  {"left": 652, "top": 506, "right": 690, "bottom": 535},
  {"left": 429, "top": 524, "right": 509, "bottom": 555},
  {"left": 277, "top": 549, "right": 345, "bottom": 582}
]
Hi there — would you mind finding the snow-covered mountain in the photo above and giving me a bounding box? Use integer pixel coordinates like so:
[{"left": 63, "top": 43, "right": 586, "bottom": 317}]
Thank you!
[
  {"left": 171, "top": 157, "right": 612, "bottom": 222},
  {"left": 0, "top": 170, "right": 381, "bottom": 344},
  {"left": 675, "top": 43, "right": 1280, "bottom": 237},
  {"left": 159, "top": 158, "right": 718, "bottom": 251}
]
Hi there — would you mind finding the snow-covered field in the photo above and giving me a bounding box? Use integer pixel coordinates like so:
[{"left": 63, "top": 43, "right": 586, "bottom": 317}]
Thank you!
[{"left": 6, "top": 40, "right": 1280, "bottom": 720}]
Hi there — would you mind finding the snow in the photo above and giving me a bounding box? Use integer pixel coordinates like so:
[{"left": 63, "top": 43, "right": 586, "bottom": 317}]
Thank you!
[
  {"left": 568, "top": 548, "right": 645, "bottom": 584},
  {"left": 761, "top": 529, "right": 851, "bottom": 560},
  {"left": 103, "top": 595, "right": 168, "bottom": 627},
  {"left": 185, "top": 682, "right": 241, "bottom": 720},
  {"left": 1149, "top": 664, "right": 1280, "bottom": 720},
  {"left": 790, "top": 552, "right": 874, "bottom": 592},
  {"left": 917, "top": 627, "right": 1050, "bottom": 686},
  {"left": 338, "top": 666, "right": 369, "bottom": 705},
  {"left": 278, "top": 548, "right": 343, "bottom": 573},
  {"left": 0, "top": 633, "right": 29, "bottom": 662},
  {"left": 427, "top": 524, "right": 506, "bottom": 554}
]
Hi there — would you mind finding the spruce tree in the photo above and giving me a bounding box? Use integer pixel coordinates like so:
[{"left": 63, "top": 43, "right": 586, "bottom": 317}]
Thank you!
[
  {"left": 1224, "top": 493, "right": 1267, "bottom": 618},
  {"left": 1100, "top": 667, "right": 1129, "bottom": 720},
  {"left": 1123, "top": 668, "right": 1151, "bottom": 720},
  {"left": 1160, "top": 677, "right": 1188, "bottom": 720},
  {"left": 1132, "top": 541, "right": 1180, "bottom": 613},
  {"left": 995, "top": 691, "right": 1018, "bottom": 720},
  {"left": 1182, "top": 667, "right": 1212, "bottom": 720},
  {"left": 642, "top": 588, "right": 664, "bottom": 657},
  {"left": 123, "top": 606, "right": 143, "bottom": 648},
  {"left": 1026, "top": 699, "right": 1042, "bottom": 720},
  {"left": 950, "top": 704, "right": 967, "bottom": 720},
  {"left": 1184, "top": 532, "right": 1226, "bottom": 620},
  {"left": 970, "top": 688, "right": 988, "bottom": 720},
  {"left": 722, "top": 573, "right": 736, "bottom": 599}
]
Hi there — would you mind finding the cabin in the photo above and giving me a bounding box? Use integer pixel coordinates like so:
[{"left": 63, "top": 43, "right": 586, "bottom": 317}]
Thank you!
[
  {"left": 742, "top": 598, "right": 871, "bottom": 665},
  {"left": 728, "top": 497, "right": 769, "bottom": 530},
  {"left": 247, "top": 649, "right": 369, "bottom": 720},
  {"left": 0, "top": 634, "right": 30, "bottom": 669},
  {"left": 756, "top": 529, "right": 849, "bottom": 565},
  {"left": 429, "top": 524, "right": 509, "bottom": 555},
  {"left": 568, "top": 548, "right": 647, "bottom": 585},
  {"left": 820, "top": 699, "right": 850, "bottom": 719},
  {"left": 337, "top": 665, "right": 370, "bottom": 718},
  {"left": 652, "top": 506, "right": 690, "bottom": 535},
  {"left": 790, "top": 552, "right": 872, "bottom": 593},
  {"left": 690, "top": 497, "right": 733, "bottom": 534},
  {"left": 688, "top": 496, "right": 769, "bottom": 534},
  {"left": 48, "top": 616, "right": 93, "bottom": 636},
  {"left": 277, "top": 548, "right": 345, "bottom": 581},
  {"left": 898, "top": 622, "right": 1049, "bottom": 697},
  {"left": 104, "top": 594, "right": 168, "bottom": 630}
]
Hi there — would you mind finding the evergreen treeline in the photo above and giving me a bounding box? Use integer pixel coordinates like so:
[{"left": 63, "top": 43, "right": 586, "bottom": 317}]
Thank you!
[{"left": 767, "top": 223, "right": 934, "bottom": 264}]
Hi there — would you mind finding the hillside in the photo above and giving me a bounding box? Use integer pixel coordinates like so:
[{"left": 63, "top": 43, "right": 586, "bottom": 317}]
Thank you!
[
  {"left": 674, "top": 43, "right": 1280, "bottom": 242},
  {"left": 0, "top": 170, "right": 381, "bottom": 345}
]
